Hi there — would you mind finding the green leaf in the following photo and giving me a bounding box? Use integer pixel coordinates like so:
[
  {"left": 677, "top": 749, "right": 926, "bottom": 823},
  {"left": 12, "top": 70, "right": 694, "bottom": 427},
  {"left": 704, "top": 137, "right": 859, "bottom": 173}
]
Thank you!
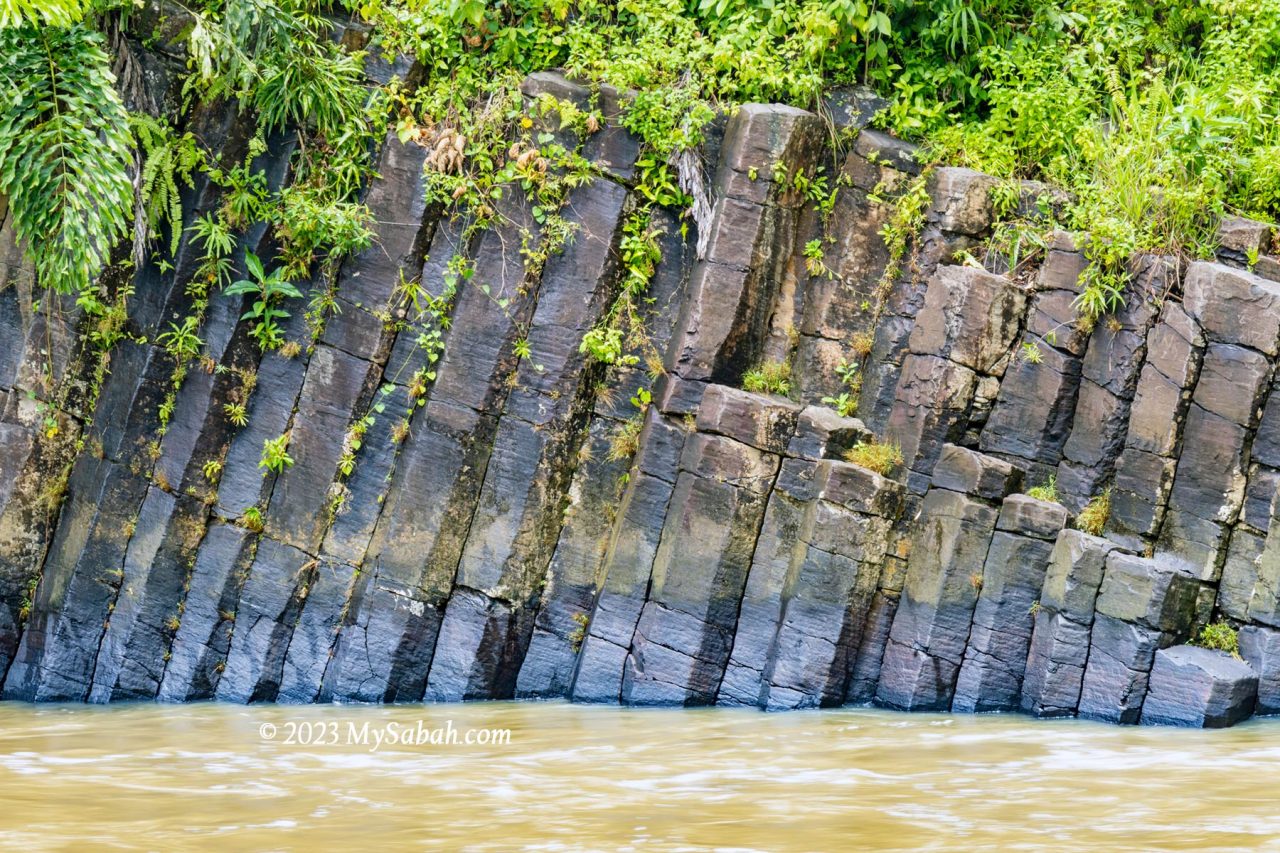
[
  {"left": 0, "top": 24, "right": 132, "bottom": 294},
  {"left": 244, "top": 250, "right": 265, "bottom": 283}
]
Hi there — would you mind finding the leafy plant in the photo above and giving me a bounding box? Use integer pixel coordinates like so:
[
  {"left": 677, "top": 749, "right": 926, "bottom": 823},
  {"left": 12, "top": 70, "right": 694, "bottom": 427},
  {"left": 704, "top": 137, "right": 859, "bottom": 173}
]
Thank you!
[
  {"left": 225, "top": 251, "right": 303, "bottom": 350},
  {"left": 259, "top": 432, "right": 294, "bottom": 475},
  {"left": 224, "top": 402, "right": 249, "bottom": 427},
  {"left": 822, "top": 357, "right": 861, "bottom": 416},
  {"left": 742, "top": 360, "right": 792, "bottom": 397},
  {"left": 1192, "top": 621, "right": 1240, "bottom": 659},
  {"left": 157, "top": 317, "right": 205, "bottom": 363},
  {"left": 0, "top": 23, "right": 133, "bottom": 303},
  {"left": 131, "top": 115, "right": 202, "bottom": 259},
  {"left": 202, "top": 459, "right": 223, "bottom": 483},
  {"left": 1026, "top": 475, "right": 1059, "bottom": 504},
  {"left": 240, "top": 505, "right": 264, "bottom": 532}
]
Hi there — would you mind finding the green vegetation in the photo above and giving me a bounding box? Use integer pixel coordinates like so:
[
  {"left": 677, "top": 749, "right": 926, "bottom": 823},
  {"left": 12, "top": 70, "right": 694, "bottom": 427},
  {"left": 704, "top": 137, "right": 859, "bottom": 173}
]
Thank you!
[
  {"left": 225, "top": 251, "right": 304, "bottom": 351},
  {"left": 1075, "top": 488, "right": 1111, "bottom": 536},
  {"left": 1026, "top": 475, "right": 1059, "bottom": 504},
  {"left": 821, "top": 358, "right": 862, "bottom": 417},
  {"left": 843, "top": 440, "right": 904, "bottom": 476},
  {"left": 742, "top": 360, "right": 793, "bottom": 397},
  {"left": 1192, "top": 620, "right": 1241, "bottom": 658},
  {"left": 5, "top": 1, "right": 1280, "bottom": 459},
  {"left": 259, "top": 432, "right": 294, "bottom": 475}
]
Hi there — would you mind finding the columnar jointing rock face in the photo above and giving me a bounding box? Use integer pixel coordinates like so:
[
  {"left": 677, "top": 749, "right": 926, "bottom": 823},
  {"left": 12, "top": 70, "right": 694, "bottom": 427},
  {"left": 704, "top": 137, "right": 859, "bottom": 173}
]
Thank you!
[{"left": 10, "top": 58, "right": 1280, "bottom": 729}]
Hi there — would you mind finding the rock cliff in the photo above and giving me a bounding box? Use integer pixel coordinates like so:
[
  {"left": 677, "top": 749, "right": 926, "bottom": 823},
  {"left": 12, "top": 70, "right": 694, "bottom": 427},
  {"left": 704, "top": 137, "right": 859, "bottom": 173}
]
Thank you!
[{"left": 2, "top": 40, "right": 1280, "bottom": 728}]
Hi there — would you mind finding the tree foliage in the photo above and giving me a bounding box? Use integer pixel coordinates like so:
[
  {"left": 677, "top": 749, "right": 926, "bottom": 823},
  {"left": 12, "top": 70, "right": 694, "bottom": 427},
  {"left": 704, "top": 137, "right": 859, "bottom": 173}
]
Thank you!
[{"left": 0, "top": 22, "right": 132, "bottom": 301}]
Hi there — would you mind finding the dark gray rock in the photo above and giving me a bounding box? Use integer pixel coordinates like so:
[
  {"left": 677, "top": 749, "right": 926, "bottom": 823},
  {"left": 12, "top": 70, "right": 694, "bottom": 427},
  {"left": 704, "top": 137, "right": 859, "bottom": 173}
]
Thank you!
[
  {"left": 624, "top": 434, "right": 776, "bottom": 705},
  {"left": 1218, "top": 528, "right": 1265, "bottom": 622},
  {"left": 953, "top": 526, "right": 1057, "bottom": 712},
  {"left": 979, "top": 341, "right": 1081, "bottom": 463},
  {"left": 930, "top": 444, "right": 1022, "bottom": 500},
  {"left": 1095, "top": 553, "right": 1200, "bottom": 632},
  {"left": 278, "top": 559, "right": 356, "bottom": 703},
  {"left": 997, "top": 494, "right": 1068, "bottom": 539},
  {"left": 1141, "top": 645, "right": 1258, "bottom": 728},
  {"left": 1039, "top": 529, "right": 1118, "bottom": 621},
  {"left": 852, "top": 129, "right": 920, "bottom": 175},
  {"left": 845, "top": 590, "right": 897, "bottom": 704},
  {"left": 786, "top": 406, "right": 871, "bottom": 460},
  {"left": 696, "top": 384, "right": 802, "bottom": 454},
  {"left": 1020, "top": 610, "right": 1091, "bottom": 717},
  {"left": 817, "top": 459, "right": 904, "bottom": 519},
  {"left": 158, "top": 522, "right": 255, "bottom": 701},
  {"left": 885, "top": 355, "right": 978, "bottom": 481},
  {"left": 908, "top": 266, "right": 1025, "bottom": 372},
  {"left": 1239, "top": 625, "right": 1280, "bottom": 716},
  {"left": 216, "top": 537, "right": 313, "bottom": 703},
  {"left": 571, "top": 443, "right": 683, "bottom": 703},
  {"left": 876, "top": 488, "right": 998, "bottom": 711},
  {"left": 1182, "top": 261, "right": 1280, "bottom": 355},
  {"left": 1076, "top": 614, "right": 1167, "bottom": 724},
  {"left": 1108, "top": 448, "right": 1178, "bottom": 546},
  {"left": 717, "top": 464, "right": 815, "bottom": 707}
]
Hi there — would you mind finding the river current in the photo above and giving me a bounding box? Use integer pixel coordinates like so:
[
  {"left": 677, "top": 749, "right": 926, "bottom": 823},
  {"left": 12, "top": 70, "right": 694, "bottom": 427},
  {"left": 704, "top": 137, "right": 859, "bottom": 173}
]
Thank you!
[{"left": 1, "top": 701, "right": 1277, "bottom": 850}]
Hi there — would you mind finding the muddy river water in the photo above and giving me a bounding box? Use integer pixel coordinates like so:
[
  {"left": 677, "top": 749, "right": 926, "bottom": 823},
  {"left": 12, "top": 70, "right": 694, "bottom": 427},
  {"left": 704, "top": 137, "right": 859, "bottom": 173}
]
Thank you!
[{"left": 0, "top": 701, "right": 1277, "bottom": 850}]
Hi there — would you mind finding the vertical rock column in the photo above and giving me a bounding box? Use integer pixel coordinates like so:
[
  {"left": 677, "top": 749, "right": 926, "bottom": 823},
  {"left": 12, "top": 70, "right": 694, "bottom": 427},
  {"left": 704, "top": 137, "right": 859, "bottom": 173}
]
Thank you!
[
  {"left": 884, "top": 265, "right": 1026, "bottom": 493},
  {"left": 664, "top": 104, "right": 824, "bottom": 384},
  {"left": 1076, "top": 553, "right": 1200, "bottom": 723},
  {"left": 758, "top": 460, "right": 903, "bottom": 710},
  {"left": 1020, "top": 530, "right": 1121, "bottom": 717},
  {"left": 1053, "top": 256, "right": 1167, "bottom": 509},
  {"left": 568, "top": 410, "right": 691, "bottom": 703},
  {"left": 716, "top": 406, "right": 874, "bottom": 707},
  {"left": 979, "top": 235, "right": 1088, "bottom": 476},
  {"left": 423, "top": 175, "right": 631, "bottom": 701},
  {"left": 952, "top": 493, "right": 1068, "bottom": 712},
  {"left": 875, "top": 445, "right": 1020, "bottom": 711},
  {"left": 858, "top": 167, "right": 998, "bottom": 430},
  {"left": 515, "top": 209, "right": 692, "bottom": 699},
  {"left": 1108, "top": 302, "right": 1206, "bottom": 549},
  {"left": 619, "top": 387, "right": 797, "bottom": 705},
  {"left": 1158, "top": 263, "right": 1280, "bottom": 580}
]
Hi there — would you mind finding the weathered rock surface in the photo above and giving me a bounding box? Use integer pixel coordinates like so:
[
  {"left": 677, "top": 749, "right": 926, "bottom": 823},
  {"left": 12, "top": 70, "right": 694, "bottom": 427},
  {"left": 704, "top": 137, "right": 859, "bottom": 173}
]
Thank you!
[
  {"left": 1140, "top": 645, "right": 1258, "bottom": 728},
  {"left": 2, "top": 58, "right": 1278, "bottom": 732}
]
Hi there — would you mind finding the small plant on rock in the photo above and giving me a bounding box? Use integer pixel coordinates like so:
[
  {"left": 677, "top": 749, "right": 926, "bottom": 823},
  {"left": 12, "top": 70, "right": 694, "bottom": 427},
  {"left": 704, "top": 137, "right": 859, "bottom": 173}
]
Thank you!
[
  {"left": 1027, "top": 475, "right": 1059, "bottom": 504},
  {"left": 1192, "top": 621, "right": 1240, "bottom": 658},
  {"left": 225, "top": 251, "right": 303, "bottom": 351},
  {"left": 1075, "top": 488, "right": 1111, "bottom": 536},
  {"left": 844, "top": 439, "right": 904, "bottom": 476},
  {"left": 568, "top": 612, "right": 590, "bottom": 652},
  {"left": 241, "top": 506, "right": 264, "bottom": 532},
  {"left": 259, "top": 432, "right": 293, "bottom": 475},
  {"left": 224, "top": 402, "right": 249, "bottom": 427},
  {"left": 742, "top": 360, "right": 792, "bottom": 397}
]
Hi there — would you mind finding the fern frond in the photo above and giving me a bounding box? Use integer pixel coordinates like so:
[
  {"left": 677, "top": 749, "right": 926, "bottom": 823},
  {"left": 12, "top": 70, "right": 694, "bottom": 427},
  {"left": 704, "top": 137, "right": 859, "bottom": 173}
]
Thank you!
[
  {"left": 0, "top": 0, "right": 86, "bottom": 29},
  {"left": 130, "top": 113, "right": 201, "bottom": 259},
  {"left": 0, "top": 24, "right": 133, "bottom": 296}
]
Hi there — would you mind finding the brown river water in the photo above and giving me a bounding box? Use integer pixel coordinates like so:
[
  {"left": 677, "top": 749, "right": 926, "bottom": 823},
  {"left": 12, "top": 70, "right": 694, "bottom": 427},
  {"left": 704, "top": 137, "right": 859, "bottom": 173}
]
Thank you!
[{"left": 0, "top": 701, "right": 1277, "bottom": 851}]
